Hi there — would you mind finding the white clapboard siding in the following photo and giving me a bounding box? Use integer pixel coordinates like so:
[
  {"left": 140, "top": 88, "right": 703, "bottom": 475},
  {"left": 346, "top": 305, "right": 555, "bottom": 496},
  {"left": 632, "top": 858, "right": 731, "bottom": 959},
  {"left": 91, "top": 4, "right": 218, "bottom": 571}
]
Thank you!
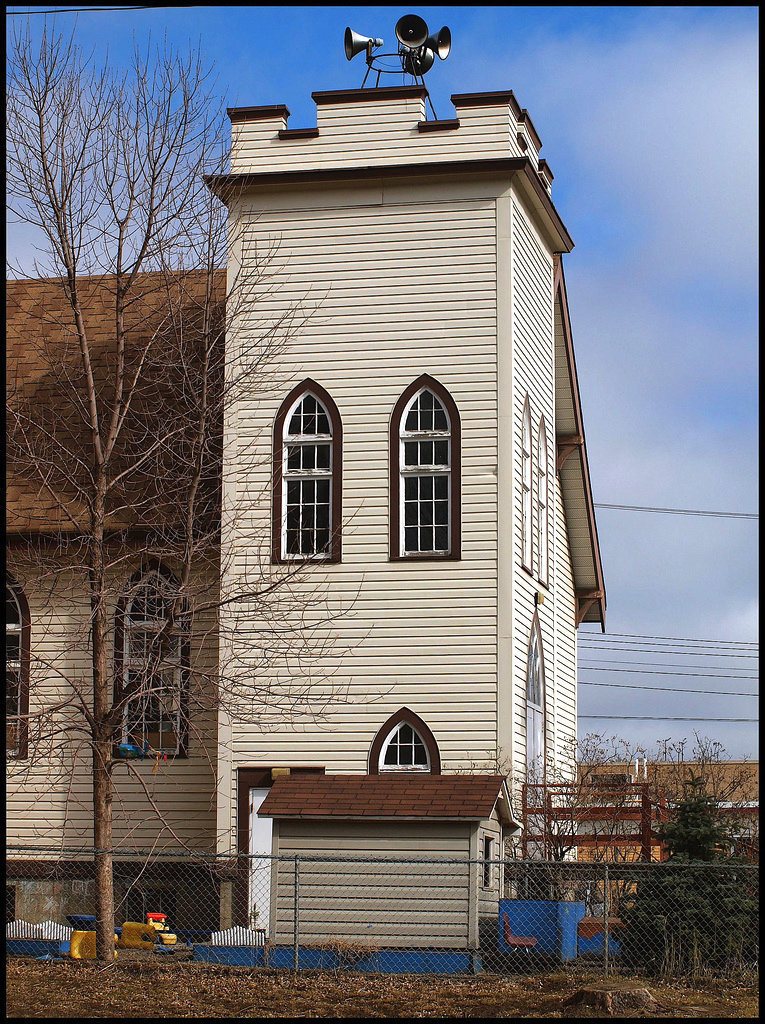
[
  {"left": 230, "top": 96, "right": 535, "bottom": 175},
  {"left": 6, "top": 561, "right": 218, "bottom": 853},
  {"left": 507, "top": 194, "right": 560, "bottom": 785}
]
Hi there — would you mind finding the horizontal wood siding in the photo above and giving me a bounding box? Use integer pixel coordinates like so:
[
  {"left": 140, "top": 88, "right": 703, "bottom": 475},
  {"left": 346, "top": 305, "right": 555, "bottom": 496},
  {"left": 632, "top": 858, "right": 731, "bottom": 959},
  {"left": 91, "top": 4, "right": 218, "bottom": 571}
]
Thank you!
[
  {"left": 220, "top": 184, "right": 500, "bottom": 844},
  {"left": 507, "top": 194, "right": 560, "bottom": 787},
  {"left": 5, "top": 560, "right": 218, "bottom": 853},
  {"left": 230, "top": 99, "right": 531, "bottom": 175},
  {"left": 270, "top": 820, "right": 473, "bottom": 946}
]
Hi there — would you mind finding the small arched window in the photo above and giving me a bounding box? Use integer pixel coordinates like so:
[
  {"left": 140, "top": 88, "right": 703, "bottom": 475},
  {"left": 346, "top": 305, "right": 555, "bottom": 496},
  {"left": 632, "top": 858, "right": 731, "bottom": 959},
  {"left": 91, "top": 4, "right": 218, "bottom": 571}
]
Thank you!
[
  {"left": 525, "top": 617, "right": 545, "bottom": 781},
  {"left": 273, "top": 380, "right": 342, "bottom": 563},
  {"left": 521, "top": 399, "right": 533, "bottom": 570},
  {"left": 390, "top": 375, "right": 461, "bottom": 560},
  {"left": 116, "top": 567, "right": 189, "bottom": 757},
  {"left": 6, "top": 577, "right": 30, "bottom": 760},
  {"left": 369, "top": 708, "right": 441, "bottom": 774},
  {"left": 536, "top": 417, "right": 549, "bottom": 585}
]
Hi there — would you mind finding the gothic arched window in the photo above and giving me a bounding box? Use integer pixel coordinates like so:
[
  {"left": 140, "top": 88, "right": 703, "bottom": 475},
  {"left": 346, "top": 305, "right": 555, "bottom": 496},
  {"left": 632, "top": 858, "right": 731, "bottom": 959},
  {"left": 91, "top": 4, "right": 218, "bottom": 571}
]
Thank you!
[
  {"left": 6, "top": 577, "right": 30, "bottom": 760},
  {"left": 116, "top": 566, "right": 189, "bottom": 756},
  {"left": 273, "top": 380, "right": 342, "bottom": 563},
  {"left": 525, "top": 617, "right": 545, "bottom": 781},
  {"left": 536, "top": 416, "right": 549, "bottom": 585},
  {"left": 521, "top": 398, "right": 533, "bottom": 570},
  {"left": 390, "top": 375, "right": 461, "bottom": 560},
  {"left": 369, "top": 708, "right": 441, "bottom": 774}
]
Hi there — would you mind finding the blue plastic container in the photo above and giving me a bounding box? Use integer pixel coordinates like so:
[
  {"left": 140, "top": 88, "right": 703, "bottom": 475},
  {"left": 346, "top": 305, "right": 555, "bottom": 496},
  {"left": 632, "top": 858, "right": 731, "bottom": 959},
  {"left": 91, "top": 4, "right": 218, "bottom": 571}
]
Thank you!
[{"left": 499, "top": 899, "right": 586, "bottom": 961}]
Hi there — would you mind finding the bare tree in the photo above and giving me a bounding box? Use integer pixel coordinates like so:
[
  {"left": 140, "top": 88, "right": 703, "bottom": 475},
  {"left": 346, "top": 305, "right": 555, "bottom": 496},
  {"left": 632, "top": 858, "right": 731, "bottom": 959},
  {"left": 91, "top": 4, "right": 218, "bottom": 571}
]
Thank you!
[{"left": 6, "top": 22, "right": 339, "bottom": 959}]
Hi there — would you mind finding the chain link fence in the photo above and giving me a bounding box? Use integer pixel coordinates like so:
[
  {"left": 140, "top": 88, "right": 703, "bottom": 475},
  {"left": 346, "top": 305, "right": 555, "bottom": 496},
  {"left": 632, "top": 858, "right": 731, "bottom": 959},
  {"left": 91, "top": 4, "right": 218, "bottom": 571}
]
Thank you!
[{"left": 6, "top": 847, "right": 758, "bottom": 979}]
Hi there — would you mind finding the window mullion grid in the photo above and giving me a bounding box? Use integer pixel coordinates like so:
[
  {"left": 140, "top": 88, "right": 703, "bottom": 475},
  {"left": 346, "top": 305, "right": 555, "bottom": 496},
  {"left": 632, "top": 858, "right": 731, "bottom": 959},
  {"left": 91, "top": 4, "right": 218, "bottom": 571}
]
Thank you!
[
  {"left": 400, "top": 429, "right": 451, "bottom": 556},
  {"left": 283, "top": 434, "right": 332, "bottom": 559}
]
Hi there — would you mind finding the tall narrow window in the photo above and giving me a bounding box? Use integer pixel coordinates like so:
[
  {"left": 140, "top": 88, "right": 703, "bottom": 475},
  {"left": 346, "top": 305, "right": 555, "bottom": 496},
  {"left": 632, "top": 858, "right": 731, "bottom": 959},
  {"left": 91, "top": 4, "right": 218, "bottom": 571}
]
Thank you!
[
  {"left": 521, "top": 399, "right": 533, "bottom": 570},
  {"left": 6, "top": 578, "right": 30, "bottom": 760},
  {"left": 525, "top": 618, "right": 545, "bottom": 781},
  {"left": 273, "top": 380, "right": 342, "bottom": 563},
  {"left": 390, "top": 375, "right": 461, "bottom": 560},
  {"left": 116, "top": 567, "right": 189, "bottom": 756},
  {"left": 536, "top": 417, "right": 549, "bottom": 585}
]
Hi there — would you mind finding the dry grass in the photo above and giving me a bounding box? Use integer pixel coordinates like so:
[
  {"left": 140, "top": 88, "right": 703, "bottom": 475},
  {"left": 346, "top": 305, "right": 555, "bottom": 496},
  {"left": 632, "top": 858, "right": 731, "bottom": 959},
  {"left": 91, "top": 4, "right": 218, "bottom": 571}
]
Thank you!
[{"left": 5, "top": 958, "right": 758, "bottom": 1018}]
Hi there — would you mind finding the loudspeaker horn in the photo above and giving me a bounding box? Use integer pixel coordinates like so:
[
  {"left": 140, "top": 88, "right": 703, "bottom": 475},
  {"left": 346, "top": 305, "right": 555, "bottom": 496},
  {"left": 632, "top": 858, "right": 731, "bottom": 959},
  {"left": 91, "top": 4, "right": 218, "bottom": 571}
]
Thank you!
[
  {"left": 395, "top": 14, "right": 428, "bottom": 49},
  {"left": 344, "top": 27, "right": 383, "bottom": 61},
  {"left": 403, "top": 47, "right": 435, "bottom": 77},
  {"left": 424, "top": 25, "right": 451, "bottom": 60}
]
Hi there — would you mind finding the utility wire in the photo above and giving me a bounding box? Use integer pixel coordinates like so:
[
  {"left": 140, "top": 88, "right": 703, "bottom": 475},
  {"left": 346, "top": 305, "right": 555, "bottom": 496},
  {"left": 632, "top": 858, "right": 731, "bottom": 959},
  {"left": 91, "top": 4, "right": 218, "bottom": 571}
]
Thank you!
[
  {"left": 579, "top": 716, "right": 754, "bottom": 722},
  {"left": 7, "top": 6, "right": 200, "bottom": 13},
  {"left": 579, "top": 658, "right": 758, "bottom": 672},
  {"left": 594, "top": 502, "right": 757, "bottom": 519},
  {"left": 579, "top": 644, "right": 758, "bottom": 659},
  {"left": 593, "top": 632, "right": 758, "bottom": 645},
  {"left": 578, "top": 680, "right": 758, "bottom": 697},
  {"left": 576, "top": 666, "right": 758, "bottom": 680}
]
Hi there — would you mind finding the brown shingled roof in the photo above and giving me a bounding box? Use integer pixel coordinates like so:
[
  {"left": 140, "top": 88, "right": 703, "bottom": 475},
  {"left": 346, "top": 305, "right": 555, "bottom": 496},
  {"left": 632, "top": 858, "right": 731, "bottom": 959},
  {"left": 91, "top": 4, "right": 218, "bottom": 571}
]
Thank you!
[
  {"left": 258, "top": 773, "right": 512, "bottom": 822},
  {"left": 6, "top": 270, "right": 226, "bottom": 535}
]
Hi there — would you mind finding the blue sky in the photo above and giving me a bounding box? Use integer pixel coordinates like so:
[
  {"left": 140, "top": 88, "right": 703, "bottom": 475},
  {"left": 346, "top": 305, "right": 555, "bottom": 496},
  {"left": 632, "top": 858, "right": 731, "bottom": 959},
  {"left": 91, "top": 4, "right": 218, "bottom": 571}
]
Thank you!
[{"left": 6, "top": 6, "right": 759, "bottom": 758}]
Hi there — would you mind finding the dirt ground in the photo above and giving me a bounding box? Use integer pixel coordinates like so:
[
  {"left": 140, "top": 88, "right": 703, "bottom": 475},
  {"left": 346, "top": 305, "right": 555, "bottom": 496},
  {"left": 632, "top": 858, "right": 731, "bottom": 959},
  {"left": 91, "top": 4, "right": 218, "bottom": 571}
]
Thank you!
[{"left": 5, "top": 958, "right": 758, "bottom": 1018}]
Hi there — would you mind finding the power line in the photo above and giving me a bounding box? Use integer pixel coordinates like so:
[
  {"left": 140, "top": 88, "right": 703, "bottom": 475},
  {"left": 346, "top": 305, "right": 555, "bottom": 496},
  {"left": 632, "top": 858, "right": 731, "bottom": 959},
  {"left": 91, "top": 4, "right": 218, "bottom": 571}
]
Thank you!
[
  {"left": 580, "top": 658, "right": 758, "bottom": 672},
  {"left": 577, "top": 666, "right": 758, "bottom": 680},
  {"left": 579, "top": 716, "right": 754, "bottom": 722},
  {"left": 579, "top": 644, "right": 758, "bottom": 659},
  {"left": 7, "top": 5, "right": 200, "bottom": 14},
  {"left": 579, "top": 680, "right": 758, "bottom": 697},
  {"left": 594, "top": 632, "right": 758, "bottom": 645},
  {"left": 594, "top": 502, "right": 757, "bottom": 519}
]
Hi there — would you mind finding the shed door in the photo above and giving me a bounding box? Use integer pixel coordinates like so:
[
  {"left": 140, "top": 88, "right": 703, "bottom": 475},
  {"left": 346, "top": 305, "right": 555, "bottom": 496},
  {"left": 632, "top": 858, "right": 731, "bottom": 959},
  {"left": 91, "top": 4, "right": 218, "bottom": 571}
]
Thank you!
[{"left": 249, "top": 788, "right": 272, "bottom": 935}]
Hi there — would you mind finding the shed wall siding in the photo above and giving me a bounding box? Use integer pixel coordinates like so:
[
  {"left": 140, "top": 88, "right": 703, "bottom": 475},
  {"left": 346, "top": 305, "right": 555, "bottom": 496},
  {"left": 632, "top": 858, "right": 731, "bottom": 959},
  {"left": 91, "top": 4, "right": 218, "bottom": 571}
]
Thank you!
[{"left": 270, "top": 819, "right": 474, "bottom": 947}]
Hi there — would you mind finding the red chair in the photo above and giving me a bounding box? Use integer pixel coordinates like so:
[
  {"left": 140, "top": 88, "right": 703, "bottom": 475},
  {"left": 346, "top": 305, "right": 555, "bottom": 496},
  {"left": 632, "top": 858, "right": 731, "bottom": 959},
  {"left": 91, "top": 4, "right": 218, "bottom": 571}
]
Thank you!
[{"left": 502, "top": 913, "right": 538, "bottom": 952}]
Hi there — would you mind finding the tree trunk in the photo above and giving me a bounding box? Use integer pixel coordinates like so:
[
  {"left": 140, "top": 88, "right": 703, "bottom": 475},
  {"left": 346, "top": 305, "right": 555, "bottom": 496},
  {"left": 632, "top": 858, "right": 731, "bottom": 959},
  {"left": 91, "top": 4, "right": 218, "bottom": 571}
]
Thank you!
[{"left": 93, "top": 739, "right": 115, "bottom": 960}]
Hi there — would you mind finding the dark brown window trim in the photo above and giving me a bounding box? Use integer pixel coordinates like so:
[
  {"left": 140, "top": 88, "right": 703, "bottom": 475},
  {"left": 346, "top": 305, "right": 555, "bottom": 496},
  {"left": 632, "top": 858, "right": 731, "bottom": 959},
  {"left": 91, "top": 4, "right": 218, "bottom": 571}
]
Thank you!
[
  {"left": 112, "top": 560, "right": 190, "bottom": 760},
  {"left": 368, "top": 708, "right": 441, "bottom": 775},
  {"left": 312, "top": 86, "right": 427, "bottom": 105},
  {"left": 6, "top": 574, "right": 30, "bottom": 761},
  {"left": 417, "top": 119, "right": 460, "bottom": 133},
  {"left": 272, "top": 379, "right": 343, "bottom": 565},
  {"left": 278, "top": 128, "right": 320, "bottom": 139},
  {"left": 389, "top": 374, "right": 461, "bottom": 562},
  {"left": 516, "top": 132, "right": 528, "bottom": 152},
  {"left": 228, "top": 104, "right": 290, "bottom": 123}
]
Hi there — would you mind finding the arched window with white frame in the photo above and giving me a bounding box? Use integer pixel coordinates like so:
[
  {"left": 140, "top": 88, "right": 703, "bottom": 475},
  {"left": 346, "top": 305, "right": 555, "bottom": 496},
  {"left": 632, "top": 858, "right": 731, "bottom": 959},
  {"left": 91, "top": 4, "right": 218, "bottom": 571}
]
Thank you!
[
  {"left": 273, "top": 380, "right": 342, "bottom": 563},
  {"left": 6, "top": 576, "right": 30, "bottom": 760},
  {"left": 525, "top": 617, "right": 545, "bottom": 781},
  {"left": 368, "top": 707, "right": 441, "bottom": 774},
  {"left": 536, "top": 416, "right": 549, "bottom": 585},
  {"left": 521, "top": 399, "right": 533, "bottom": 570},
  {"left": 116, "top": 566, "right": 189, "bottom": 757},
  {"left": 390, "top": 375, "right": 461, "bottom": 560}
]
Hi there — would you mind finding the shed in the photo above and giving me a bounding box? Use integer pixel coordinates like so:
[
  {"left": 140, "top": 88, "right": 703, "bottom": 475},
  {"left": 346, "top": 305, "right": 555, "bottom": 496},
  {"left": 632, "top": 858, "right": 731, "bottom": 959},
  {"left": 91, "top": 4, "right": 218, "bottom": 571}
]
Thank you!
[{"left": 258, "top": 773, "right": 520, "bottom": 949}]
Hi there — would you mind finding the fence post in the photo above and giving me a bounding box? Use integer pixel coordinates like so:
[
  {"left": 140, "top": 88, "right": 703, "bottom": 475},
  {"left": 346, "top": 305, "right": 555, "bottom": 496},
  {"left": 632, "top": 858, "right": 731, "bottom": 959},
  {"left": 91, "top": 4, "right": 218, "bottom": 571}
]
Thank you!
[
  {"left": 603, "top": 862, "right": 610, "bottom": 974},
  {"left": 293, "top": 855, "right": 300, "bottom": 971}
]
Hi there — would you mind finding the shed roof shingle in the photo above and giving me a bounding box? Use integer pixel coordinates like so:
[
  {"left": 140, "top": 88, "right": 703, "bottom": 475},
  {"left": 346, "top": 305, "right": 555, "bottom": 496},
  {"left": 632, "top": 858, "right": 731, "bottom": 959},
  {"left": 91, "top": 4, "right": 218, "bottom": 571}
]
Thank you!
[{"left": 258, "top": 773, "right": 511, "bottom": 821}]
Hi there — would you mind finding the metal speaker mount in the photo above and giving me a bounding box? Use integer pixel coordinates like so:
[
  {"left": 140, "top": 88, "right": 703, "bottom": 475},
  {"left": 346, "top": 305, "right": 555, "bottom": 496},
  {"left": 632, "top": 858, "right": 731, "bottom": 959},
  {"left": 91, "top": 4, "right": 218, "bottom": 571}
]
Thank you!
[
  {"left": 394, "top": 14, "right": 428, "bottom": 48},
  {"left": 343, "top": 14, "right": 453, "bottom": 120}
]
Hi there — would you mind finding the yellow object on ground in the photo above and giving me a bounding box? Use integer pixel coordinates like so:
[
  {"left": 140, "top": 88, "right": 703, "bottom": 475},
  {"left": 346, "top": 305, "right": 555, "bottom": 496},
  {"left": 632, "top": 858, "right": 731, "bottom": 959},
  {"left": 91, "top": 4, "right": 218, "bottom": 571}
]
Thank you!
[
  {"left": 116, "top": 921, "right": 157, "bottom": 949},
  {"left": 69, "top": 930, "right": 118, "bottom": 959},
  {"left": 156, "top": 932, "right": 177, "bottom": 945}
]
